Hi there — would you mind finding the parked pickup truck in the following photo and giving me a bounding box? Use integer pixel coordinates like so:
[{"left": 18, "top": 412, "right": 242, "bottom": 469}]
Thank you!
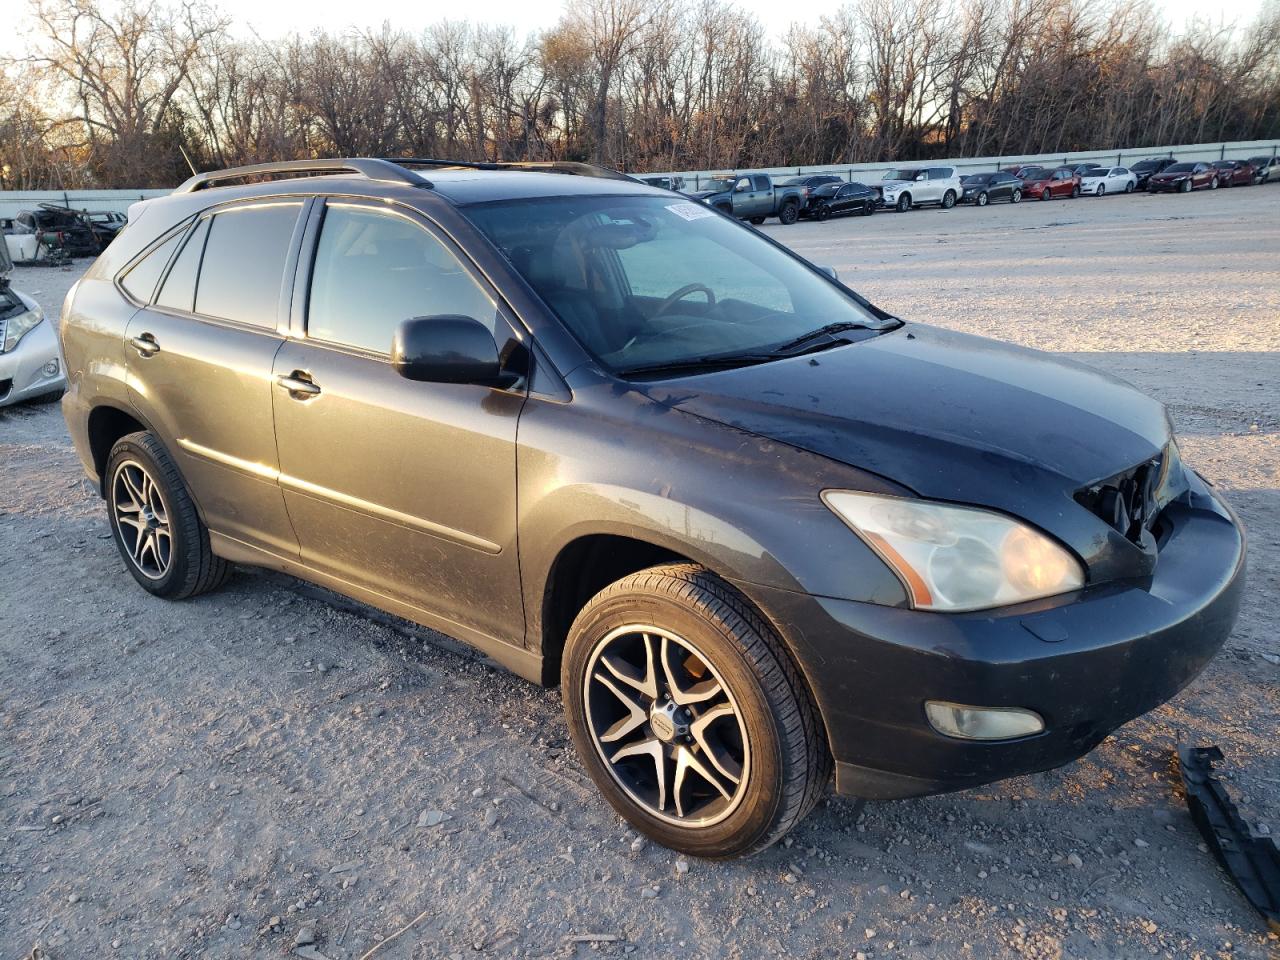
[{"left": 686, "top": 173, "right": 809, "bottom": 224}]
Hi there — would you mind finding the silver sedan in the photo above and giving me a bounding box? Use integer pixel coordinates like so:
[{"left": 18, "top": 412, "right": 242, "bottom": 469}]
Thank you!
[{"left": 1, "top": 246, "right": 66, "bottom": 408}]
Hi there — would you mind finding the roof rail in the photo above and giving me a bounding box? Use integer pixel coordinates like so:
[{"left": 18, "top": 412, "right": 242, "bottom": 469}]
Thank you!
[
  {"left": 381, "top": 158, "right": 638, "bottom": 183},
  {"left": 173, "top": 158, "right": 432, "bottom": 194}
]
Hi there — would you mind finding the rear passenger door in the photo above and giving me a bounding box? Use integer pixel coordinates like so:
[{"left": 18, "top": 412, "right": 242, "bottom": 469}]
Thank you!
[
  {"left": 121, "top": 198, "right": 304, "bottom": 557},
  {"left": 270, "top": 198, "right": 527, "bottom": 647}
]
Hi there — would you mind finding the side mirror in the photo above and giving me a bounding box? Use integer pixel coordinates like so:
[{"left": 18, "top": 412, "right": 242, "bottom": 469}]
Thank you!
[
  {"left": 817, "top": 265, "right": 838, "bottom": 281},
  {"left": 391, "top": 315, "right": 516, "bottom": 387},
  {"left": 915, "top": 173, "right": 928, "bottom": 181}
]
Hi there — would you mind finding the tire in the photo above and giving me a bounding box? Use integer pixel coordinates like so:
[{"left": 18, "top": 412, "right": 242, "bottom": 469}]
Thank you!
[
  {"left": 941, "top": 190, "right": 956, "bottom": 209},
  {"left": 1097, "top": 184, "right": 1106, "bottom": 196},
  {"left": 1011, "top": 188, "right": 1022, "bottom": 203},
  {"left": 896, "top": 193, "right": 911, "bottom": 212},
  {"left": 815, "top": 204, "right": 830, "bottom": 222},
  {"left": 562, "top": 563, "right": 830, "bottom": 859},
  {"left": 1041, "top": 188, "right": 1052, "bottom": 201},
  {"left": 1071, "top": 184, "right": 1081, "bottom": 198},
  {"left": 863, "top": 202, "right": 875, "bottom": 216},
  {"left": 976, "top": 191, "right": 989, "bottom": 207},
  {"left": 105, "top": 432, "right": 231, "bottom": 599},
  {"left": 748, "top": 216, "right": 766, "bottom": 225},
  {"left": 1210, "top": 177, "right": 1219, "bottom": 190},
  {"left": 777, "top": 200, "right": 800, "bottom": 225},
  {"left": 1181, "top": 179, "right": 1192, "bottom": 193},
  {"left": 1125, "top": 181, "right": 1134, "bottom": 193}
]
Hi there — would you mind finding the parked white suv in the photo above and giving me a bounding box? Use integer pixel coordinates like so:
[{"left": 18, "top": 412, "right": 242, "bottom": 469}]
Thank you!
[{"left": 880, "top": 165, "right": 963, "bottom": 212}]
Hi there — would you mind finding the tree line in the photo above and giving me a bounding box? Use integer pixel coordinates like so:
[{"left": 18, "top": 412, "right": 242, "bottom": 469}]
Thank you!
[{"left": 3, "top": 0, "right": 1279, "bottom": 190}]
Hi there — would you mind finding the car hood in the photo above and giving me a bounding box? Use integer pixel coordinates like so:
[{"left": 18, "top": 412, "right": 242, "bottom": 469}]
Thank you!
[
  {"left": 644, "top": 324, "right": 1170, "bottom": 568},
  {"left": 1151, "top": 171, "right": 1187, "bottom": 180},
  {"left": 687, "top": 188, "right": 728, "bottom": 200}
]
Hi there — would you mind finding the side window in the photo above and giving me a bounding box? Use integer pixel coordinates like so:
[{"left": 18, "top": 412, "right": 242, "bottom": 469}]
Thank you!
[
  {"left": 156, "top": 218, "right": 210, "bottom": 313},
  {"left": 120, "top": 230, "right": 182, "bottom": 303},
  {"left": 306, "top": 204, "right": 497, "bottom": 355},
  {"left": 851, "top": 182, "right": 867, "bottom": 191},
  {"left": 194, "top": 202, "right": 302, "bottom": 327}
]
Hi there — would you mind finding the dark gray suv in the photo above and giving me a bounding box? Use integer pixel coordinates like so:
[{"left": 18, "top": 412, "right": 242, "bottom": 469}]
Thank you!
[{"left": 59, "top": 158, "right": 1244, "bottom": 858}]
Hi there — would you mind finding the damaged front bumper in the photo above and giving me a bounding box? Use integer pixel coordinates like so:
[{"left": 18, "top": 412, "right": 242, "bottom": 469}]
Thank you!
[{"left": 737, "top": 476, "right": 1245, "bottom": 800}]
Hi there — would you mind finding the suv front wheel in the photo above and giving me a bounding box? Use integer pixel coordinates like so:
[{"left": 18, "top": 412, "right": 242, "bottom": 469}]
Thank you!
[
  {"left": 562, "top": 564, "right": 830, "bottom": 858},
  {"left": 106, "top": 432, "right": 231, "bottom": 599}
]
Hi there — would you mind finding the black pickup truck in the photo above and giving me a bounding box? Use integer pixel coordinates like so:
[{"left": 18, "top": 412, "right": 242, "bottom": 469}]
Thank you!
[{"left": 685, "top": 173, "right": 809, "bottom": 224}]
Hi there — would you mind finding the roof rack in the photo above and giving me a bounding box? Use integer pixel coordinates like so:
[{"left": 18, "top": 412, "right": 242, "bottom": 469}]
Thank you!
[
  {"left": 173, "top": 158, "right": 432, "bottom": 194},
  {"left": 381, "top": 158, "right": 637, "bottom": 183}
]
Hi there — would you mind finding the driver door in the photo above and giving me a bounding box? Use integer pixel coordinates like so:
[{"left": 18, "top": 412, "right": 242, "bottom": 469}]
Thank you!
[
  {"left": 917, "top": 172, "right": 941, "bottom": 203},
  {"left": 271, "top": 198, "right": 527, "bottom": 646}
]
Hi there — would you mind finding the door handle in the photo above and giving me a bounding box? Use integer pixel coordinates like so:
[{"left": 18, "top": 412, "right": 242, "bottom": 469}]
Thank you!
[
  {"left": 277, "top": 372, "right": 321, "bottom": 399},
  {"left": 129, "top": 333, "right": 160, "bottom": 357}
]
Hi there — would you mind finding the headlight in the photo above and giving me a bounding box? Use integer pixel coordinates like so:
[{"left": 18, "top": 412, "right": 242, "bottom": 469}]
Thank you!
[
  {"left": 2, "top": 305, "right": 45, "bottom": 354},
  {"left": 823, "top": 491, "right": 1084, "bottom": 612}
]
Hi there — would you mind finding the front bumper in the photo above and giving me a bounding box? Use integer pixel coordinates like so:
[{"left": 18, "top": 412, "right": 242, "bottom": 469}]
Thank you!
[
  {"left": 1147, "top": 180, "right": 1186, "bottom": 192},
  {"left": 0, "top": 319, "right": 66, "bottom": 408},
  {"left": 739, "top": 481, "right": 1245, "bottom": 800}
]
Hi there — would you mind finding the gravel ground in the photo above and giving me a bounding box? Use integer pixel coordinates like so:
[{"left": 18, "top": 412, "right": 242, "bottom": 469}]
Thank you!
[{"left": 1, "top": 183, "right": 1278, "bottom": 960}]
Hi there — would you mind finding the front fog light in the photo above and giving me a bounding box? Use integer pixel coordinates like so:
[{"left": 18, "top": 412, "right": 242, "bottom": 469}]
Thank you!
[
  {"left": 925, "top": 701, "right": 1044, "bottom": 741},
  {"left": 42, "top": 359, "right": 60, "bottom": 377}
]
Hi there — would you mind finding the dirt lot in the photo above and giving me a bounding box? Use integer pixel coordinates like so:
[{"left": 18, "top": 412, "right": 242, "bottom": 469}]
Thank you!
[{"left": 1, "top": 184, "right": 1277, "bottom": 960}]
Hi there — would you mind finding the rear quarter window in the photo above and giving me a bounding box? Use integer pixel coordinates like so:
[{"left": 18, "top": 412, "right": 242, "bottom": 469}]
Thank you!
[{"left": 119, "top": 230, "right": 182, "bottom": 303}]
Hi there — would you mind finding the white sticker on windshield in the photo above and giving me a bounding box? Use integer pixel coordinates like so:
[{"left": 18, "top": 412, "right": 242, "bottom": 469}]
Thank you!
[{"left": 665, "top": 202, "right": 715, "bottom": 222}]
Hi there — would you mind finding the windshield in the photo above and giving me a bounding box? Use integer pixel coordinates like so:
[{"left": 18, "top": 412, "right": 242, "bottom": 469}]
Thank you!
[
  {"left": 705, "top": 177, "right": 736, "bottom": 190},
  {"left": 882, "top": 169, "right": 921, "bottom": 181},
  {"left": 1081, "top": 169, "right": 1106, "bottom": 177},
  {"left": 962, "top": 174, "right": 991, "bottom": 184},
  {"left": 1165, "top": 163, "right": 1195, "bottom": 173},
  {"left": 1133, "top": 161, "right": 1159, "bottom": 170},
  {"left": 463, "top": 195, "right": 895, "bottom": 376}
]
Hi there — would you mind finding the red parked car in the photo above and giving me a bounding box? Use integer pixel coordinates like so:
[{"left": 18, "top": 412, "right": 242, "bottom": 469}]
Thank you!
[
  {"left": 1147, "top": 162, "right": 1219, "bottom": 192},
  {"left": 1015, "top": 166, "right": 1081, "bottom": 200},
  {"left": 1211, "top": 160, "right": 1255, "bottom": 186}
]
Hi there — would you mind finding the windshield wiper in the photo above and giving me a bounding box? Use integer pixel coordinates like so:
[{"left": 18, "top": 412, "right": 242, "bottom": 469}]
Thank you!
[
  {"left": 771, "top": 321, "right": 872, "bottom": 354},
  {"left": 617, "top": 352, "right": 782, "bottom": 379}
]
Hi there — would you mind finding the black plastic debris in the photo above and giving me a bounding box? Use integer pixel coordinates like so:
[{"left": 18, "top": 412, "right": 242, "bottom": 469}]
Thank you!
[{"left": 1177, "top": 744, "right": 1280, "bottom": 933}]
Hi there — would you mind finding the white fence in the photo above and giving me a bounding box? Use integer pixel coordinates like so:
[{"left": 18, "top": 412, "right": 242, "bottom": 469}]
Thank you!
[
  {"left": 645, "top": 138, "right": 1280, "bottom": 191},
  {"left": 0, "top": 189, "right": 170, "bottom": 221},
  {"left": 2, "top": 138, "right": 1278, "bottom": 213}
]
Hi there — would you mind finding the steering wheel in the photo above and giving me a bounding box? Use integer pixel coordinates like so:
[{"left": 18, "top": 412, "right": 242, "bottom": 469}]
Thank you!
[{"left": 656, "top": 283, "right": 716, "bottom": 317}]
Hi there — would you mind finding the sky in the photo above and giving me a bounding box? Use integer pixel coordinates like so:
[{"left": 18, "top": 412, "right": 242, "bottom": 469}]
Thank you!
[{"left": 5, "top": 0, "right": 1236, "bottom": 55}]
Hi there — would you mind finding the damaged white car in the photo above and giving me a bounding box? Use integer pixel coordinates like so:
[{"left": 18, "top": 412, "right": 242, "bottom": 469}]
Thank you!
[{"left": 0, "top": 238, "right": 65, "bottom": 408}]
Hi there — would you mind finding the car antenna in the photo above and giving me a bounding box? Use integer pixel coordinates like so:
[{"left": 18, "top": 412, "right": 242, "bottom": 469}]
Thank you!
[{"left": 178, "top": 144, "right": 198, "bottom": 178}]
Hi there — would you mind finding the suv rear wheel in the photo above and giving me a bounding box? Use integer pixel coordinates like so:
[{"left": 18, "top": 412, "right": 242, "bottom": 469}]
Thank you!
[
  {"left": 941, "top": 190, "right": 957, "bottom": 209},
  {"left": 562, "top": 564, "right": 830, "bottom": 858},
  {"left": 106, "top": 432, "right": 231, "bottom": 599}
]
